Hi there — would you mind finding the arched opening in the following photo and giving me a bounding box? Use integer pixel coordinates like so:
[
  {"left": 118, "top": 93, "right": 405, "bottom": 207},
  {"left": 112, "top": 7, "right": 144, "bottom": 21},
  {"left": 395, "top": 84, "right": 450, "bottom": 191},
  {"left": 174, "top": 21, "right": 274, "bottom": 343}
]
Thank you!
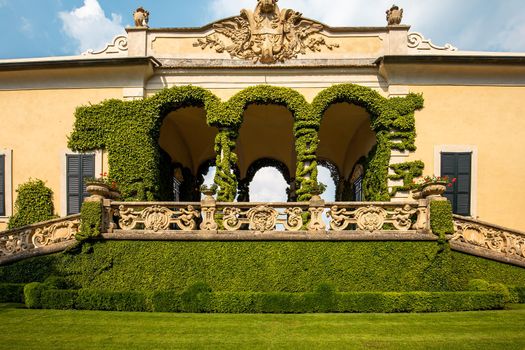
[
  {"left": 317, "top": 159, "right": 339, "bottom": 202},
  {"left": 317, "top": 103, "right": 376, "bottom": 201},
  {"left": 236, "top": 105, "right": 296, "bottom": 202},
  {"left": 249, "top": 167, "right": 289, "bottom": 202},
  {"left": 158, "top": 107, "right": 217, "bottom": 201}
]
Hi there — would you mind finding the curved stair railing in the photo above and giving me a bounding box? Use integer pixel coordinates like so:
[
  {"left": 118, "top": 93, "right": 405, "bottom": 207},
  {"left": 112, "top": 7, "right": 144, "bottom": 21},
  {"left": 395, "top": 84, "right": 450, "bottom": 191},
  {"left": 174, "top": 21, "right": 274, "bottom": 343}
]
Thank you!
[
  {"left": 0, "top": 215, "right": 80, "bottom": 265},
  {"left": 451, "top": 215, "right": 525, "bottom": 268}
]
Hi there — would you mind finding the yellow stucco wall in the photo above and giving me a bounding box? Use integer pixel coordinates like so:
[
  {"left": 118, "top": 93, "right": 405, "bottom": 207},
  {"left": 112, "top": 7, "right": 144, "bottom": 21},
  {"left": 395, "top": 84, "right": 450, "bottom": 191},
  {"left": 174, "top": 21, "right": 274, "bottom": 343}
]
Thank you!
[
  {"left": 409, "top": 85, "right": 525, "bottom": 231},
  {"left": 0, "top": 88, "right": 122, "bottom": 230}
]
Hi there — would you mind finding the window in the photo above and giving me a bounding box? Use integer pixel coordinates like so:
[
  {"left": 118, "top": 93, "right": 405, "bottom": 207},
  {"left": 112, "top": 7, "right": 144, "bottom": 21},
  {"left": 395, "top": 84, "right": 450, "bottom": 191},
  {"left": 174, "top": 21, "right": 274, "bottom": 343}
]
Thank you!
[
  {"left": 353, "top": 176, "right": 363, "bottom": 201},
  {"left": 66, "top": 154, "right": 95, "bottom": 215},
  {"left": 0, "top": 154, "right": 5, "bottom": 216},
  {"left": 441, "top": 152, "right": 472, "bottom": 216}
]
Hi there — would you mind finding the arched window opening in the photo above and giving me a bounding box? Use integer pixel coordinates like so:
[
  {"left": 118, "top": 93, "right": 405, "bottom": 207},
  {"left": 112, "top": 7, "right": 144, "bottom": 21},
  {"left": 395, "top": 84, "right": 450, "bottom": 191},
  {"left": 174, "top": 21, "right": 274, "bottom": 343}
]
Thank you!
[
  {"left": 317, "top": 102, "right": 376, "bottom": 201},
  {"left": 158, "top": 107, "right": 217, "bottom": 201},
  {"left": 317, "top": 159, "right": 339, "bottom": 202},
  {"left": 249, "top": 167, "right": 288, "bottom": 202}
]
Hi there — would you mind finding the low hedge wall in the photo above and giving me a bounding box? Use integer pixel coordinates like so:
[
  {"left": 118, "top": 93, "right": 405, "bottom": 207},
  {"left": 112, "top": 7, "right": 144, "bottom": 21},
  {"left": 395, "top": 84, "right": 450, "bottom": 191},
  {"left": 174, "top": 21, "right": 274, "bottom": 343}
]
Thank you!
[
  {"left": 0, "top": 283, "right": 25, "bottom": 303},
  {"left": 3, "top": 241, "right": 525, "bottom": 293},
  {"left": 30, "top": 284, "right": 505, "bottom": 314}
]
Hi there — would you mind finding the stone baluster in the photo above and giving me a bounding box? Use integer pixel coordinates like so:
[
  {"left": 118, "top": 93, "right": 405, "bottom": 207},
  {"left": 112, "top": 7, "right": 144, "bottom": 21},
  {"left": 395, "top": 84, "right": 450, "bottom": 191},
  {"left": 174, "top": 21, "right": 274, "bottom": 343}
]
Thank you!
[
  {"left": 200, "top": 187, "right": 218, "bottom": 231},
  {"left": 307, "top": 193, "right": 326, "bottom": 232}
]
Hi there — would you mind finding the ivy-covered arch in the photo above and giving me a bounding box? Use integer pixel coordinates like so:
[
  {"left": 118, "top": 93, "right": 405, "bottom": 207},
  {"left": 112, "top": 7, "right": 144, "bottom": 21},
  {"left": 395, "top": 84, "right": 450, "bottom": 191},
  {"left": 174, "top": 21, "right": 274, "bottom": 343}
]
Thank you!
[
  {"left": 311, "top": 84, "right": 424, "bottom": 201},
  {"left": 68, "top": 83, "right": 423, "bottom": 203}
]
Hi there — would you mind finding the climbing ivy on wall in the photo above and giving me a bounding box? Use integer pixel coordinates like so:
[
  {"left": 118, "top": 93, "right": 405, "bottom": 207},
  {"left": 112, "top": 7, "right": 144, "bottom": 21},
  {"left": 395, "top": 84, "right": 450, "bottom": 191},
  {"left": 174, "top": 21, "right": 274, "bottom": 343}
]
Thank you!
[{"left": 68, "top": 84, "right": 424, "bottom": 202}]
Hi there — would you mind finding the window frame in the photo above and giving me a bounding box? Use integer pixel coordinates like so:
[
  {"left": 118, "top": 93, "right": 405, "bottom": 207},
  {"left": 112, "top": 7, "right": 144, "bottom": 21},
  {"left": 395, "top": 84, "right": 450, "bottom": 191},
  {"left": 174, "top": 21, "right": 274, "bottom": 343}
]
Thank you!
[
  {"left": 0, "top": 149, "right": 13, "bottom": 220},
  {"left": 434, "top": 145, "right": 477, "bottom": 218},
  {"left": 61, "top": 150, "right": 103, "bottom": 217}
]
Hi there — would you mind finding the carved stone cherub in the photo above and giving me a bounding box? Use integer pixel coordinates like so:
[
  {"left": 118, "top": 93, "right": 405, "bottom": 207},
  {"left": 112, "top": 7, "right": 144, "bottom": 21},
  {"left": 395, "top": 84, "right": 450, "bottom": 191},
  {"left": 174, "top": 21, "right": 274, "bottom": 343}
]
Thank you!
[
  {"left": 133, "top": 7, "right": 149, "bottom": 28},
  {"left": 386, "top": 5, "right": 403, "bottom": 26}
]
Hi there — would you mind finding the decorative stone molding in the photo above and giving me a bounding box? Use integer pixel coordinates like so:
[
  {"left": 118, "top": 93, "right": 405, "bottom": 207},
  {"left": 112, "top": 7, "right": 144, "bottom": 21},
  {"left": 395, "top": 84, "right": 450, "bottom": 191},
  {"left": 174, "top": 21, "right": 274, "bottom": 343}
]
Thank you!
[
  {"left": 117, "top": 204, "right": 200, "bottom": 231},
  {"left": 222, "top": 205, "right": 304, "bottom": 232},
  {"left": 82, "top": 35, "right": 128, "bottom": 56},
  {"left": 407, "top": 32, "right": 457, "bottom": 52},
  {"left": 452, "top": 216, "right": 525, "bottom": 263},
  {"left": 0, "top": 215, "right": 80, "bottom": 263},
  {"left": 328, "top": 203, "right": 420, "bottom": 232},
  {"left": 193, "top": 0, "right": 338, "bottom": 64}
]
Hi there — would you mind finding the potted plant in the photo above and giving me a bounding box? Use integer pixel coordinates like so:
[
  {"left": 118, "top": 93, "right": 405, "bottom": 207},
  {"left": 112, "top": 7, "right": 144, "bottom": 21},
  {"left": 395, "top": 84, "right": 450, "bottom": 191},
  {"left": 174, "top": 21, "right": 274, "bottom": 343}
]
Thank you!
[
  {"left": 85, "top": 172, "right": 120, "bottom": 199},
  {"left": 412, "top": 175, "right": 456, "bottom": 199},
  {"left": 200, "top": 184, "right": 218, "bottom": 199}
]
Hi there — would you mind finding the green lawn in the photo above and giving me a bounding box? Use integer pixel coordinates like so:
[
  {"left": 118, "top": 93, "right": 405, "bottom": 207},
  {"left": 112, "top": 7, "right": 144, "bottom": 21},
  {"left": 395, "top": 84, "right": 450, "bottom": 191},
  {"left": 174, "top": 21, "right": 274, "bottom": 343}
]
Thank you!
[{"left": 1, "top": 304, "right": 524, "bottom": 350}]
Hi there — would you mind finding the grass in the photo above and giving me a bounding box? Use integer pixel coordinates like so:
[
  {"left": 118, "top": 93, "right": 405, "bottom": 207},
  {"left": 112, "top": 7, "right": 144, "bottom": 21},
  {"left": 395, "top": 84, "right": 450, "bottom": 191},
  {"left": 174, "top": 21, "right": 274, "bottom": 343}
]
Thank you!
[{"left": 0, "top": 304, "right": 524, "bottom": 349}]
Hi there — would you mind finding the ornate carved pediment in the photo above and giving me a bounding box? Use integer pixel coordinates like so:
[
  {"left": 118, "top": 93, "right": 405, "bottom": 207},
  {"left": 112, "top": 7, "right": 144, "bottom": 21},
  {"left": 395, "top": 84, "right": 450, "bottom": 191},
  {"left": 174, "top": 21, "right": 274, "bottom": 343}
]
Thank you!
[{"left": 193, "top": 0, "right": 338, "bottom": 64}]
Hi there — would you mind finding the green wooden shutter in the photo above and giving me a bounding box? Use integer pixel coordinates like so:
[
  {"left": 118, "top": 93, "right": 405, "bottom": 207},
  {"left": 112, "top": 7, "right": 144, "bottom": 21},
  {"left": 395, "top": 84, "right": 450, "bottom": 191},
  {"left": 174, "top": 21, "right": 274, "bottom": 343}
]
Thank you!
[
  {"left": 67, "top": 154, "right": 95, "bottom": 215},
  {"left": 441, "top": 152, "right": 472, "bottom": 216},
  {"left": 0, "top": 155, "right": 5, "bottom": 216}
]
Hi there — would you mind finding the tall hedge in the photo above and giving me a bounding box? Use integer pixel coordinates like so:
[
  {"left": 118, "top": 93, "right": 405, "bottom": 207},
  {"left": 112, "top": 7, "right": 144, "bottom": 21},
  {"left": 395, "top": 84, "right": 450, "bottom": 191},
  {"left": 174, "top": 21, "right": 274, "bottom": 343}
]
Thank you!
[
  {"left": 1, "top": 241, "right": 525, "bottom": 293},
  {"left": 8, "top": 179, "right": 56, "bottom": 229}
]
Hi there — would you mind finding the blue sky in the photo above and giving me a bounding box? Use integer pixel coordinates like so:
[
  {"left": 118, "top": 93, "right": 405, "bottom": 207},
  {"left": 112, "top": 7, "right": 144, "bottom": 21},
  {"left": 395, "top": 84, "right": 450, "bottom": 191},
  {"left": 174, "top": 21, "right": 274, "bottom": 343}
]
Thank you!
[{"left": 1, "top": 0, "right": 524, "bottom": 59}]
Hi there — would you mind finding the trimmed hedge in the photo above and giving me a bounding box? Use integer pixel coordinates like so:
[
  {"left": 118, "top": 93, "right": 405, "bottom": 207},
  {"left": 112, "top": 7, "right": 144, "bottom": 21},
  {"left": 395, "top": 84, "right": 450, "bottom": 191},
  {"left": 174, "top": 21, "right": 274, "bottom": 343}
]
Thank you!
[
  {"left": 0, "top": 283, "right": 25, "bottom": 303},
  {"left": 509, "top": 286, "right": 525, "bottom": 303},
  {"left": 8, "top": 179, "right": 56, "bottom": 229},
  {"left": 33, "top": 287, "right": 505, "bottom": 313},
  {"left": 75, "top": 289, "right": 150, "bottom": 312},
  {"left": 2, "top": 241, "right": 525, "bottom": 293}
]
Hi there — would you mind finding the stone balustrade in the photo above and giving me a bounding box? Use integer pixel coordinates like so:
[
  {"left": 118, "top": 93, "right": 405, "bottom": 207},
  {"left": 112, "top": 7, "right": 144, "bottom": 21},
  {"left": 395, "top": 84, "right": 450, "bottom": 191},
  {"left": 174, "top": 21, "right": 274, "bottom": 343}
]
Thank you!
[
  {"left": 102, "top": 196, "right": 431, "bottom": 241},
  {"left": 451, "top": 215, "right": 525, "bottom": 268},
  {"left": 0, "top": 215, "right": 80, "bottom": 264}
]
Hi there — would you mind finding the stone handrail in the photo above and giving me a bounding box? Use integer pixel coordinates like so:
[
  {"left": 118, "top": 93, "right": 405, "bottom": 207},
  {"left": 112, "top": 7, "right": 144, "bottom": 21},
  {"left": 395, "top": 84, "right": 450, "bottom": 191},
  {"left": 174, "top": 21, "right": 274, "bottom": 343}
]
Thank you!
[
  {"left": 451, "top": 215, "right": 525, "bottom": 267},
  {"left": 104, "top": 197, "right": 431, "bottom": 238},
  {"left": 0, "top": 215, "right": 81, "bottom": 265}
]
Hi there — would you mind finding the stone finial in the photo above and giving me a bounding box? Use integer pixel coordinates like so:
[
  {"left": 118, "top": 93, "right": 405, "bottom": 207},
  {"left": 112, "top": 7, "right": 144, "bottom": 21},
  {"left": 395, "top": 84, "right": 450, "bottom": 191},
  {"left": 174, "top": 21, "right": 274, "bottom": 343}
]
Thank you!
[
  {"left": 133, "top": 7, "right": 150, "bottom": 28},
  {"left": 386, "top": 5, "right": 403, "bottom": 25}
]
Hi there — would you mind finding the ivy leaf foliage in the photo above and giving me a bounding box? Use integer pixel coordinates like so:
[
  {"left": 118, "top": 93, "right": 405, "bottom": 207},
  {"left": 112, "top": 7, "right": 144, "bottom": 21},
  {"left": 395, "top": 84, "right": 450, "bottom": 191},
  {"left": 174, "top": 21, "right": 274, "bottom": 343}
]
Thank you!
[{"left": 67, "top": 84, "right": 423, "bottom": 202}]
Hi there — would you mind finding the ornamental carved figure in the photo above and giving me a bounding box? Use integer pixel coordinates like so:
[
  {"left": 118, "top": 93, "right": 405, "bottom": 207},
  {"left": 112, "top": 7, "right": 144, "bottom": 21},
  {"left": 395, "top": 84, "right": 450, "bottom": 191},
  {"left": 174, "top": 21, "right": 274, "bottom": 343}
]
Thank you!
[
  {"left": 193, "top": 0, "right": 338, "bottom": 64},
  {"left": 386, "top": 5, "right": 403, "bottom": 25},
  {"left": 133, "top": 7, "right": 149, "bottom": 28}
]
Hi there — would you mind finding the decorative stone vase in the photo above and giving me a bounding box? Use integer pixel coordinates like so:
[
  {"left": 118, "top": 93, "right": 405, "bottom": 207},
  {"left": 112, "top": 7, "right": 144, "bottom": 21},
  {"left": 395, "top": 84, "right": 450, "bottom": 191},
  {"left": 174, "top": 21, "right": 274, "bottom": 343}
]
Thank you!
[
  {"left": 411, "top": 189, "right": 422, "bottom": 200},
  {"left": 86, "top": 182, "right": 110, "bottom": 201},
  {"left": 109, "top": 189, "right": 121, "bottom": 200},
  {"left": 200, "top": 185, "right": 217, "bottom": 204},
  {"left": 420, "top": 182, "right": 447, "bottom": 199}
]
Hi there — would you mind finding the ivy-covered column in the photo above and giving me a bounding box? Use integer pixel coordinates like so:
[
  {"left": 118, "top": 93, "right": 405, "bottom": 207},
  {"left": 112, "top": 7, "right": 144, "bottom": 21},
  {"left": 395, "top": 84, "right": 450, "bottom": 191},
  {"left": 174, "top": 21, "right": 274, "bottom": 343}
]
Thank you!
[
  {"left": 294, "top": 124, "right": 319, "bottom": 202},
  {"left": 214, "top": 128, "right": 239, "bottom": 202}
]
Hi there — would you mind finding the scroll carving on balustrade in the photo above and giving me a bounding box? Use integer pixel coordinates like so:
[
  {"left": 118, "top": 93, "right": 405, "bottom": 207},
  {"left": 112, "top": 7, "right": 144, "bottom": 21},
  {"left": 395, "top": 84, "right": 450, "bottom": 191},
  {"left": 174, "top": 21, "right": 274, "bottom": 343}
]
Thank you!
[
  {"left": 222, "top": 205, "right": 303, "bottom": 232},
  {"left": 116, "top": 205, "right": 200, "bottom": 232},
  {"left": 452, "top": 218, "right": 525, "bottom": 261},
  {"left": 328, "top": 204, "right": 420, "bottom": 232},
  {"left": 0, "top": 216, "right": 80, "bottom": 258}
]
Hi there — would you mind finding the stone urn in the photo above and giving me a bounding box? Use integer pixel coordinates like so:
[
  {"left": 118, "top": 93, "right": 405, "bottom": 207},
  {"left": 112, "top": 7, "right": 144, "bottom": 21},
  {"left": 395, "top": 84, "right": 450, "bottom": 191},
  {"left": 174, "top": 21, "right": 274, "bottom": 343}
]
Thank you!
[
  {"left": 109, "top": 189, "right": 121, "bottom": 200},
  {"left": 200, "top": 185, "right": 217, "bottom": 203},
  {"left": 421, "top": 182, "right": 447, "bottom": 199},
  {"left": 86, "top": 181, "right": 110, "bottom": 201}
]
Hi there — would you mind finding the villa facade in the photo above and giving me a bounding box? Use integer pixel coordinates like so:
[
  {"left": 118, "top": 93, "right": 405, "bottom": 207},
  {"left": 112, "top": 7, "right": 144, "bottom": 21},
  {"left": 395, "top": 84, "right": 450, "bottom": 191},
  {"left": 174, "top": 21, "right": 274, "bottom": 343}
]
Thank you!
[{"left": 0, "top": 2, "right": 524, "bottom": 232}]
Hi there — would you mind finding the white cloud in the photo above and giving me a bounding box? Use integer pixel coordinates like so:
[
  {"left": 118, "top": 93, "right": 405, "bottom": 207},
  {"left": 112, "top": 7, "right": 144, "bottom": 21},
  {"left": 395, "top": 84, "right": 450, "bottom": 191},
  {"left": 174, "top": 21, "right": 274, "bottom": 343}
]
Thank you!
[
  {"left": 19, "top": 17, "right": 34, "bottom": 38},
  {"left": 59, "top": 0, "right": 124, "bottom": 53},
  {"left": 0, "top": 0, "right": 7, "bottom": 8},
  {"left": 250, "top": 167, "right": 288, "bottom": 202},
  {"left": 208, "top": 0, "right": 525, "bottom": 52}
]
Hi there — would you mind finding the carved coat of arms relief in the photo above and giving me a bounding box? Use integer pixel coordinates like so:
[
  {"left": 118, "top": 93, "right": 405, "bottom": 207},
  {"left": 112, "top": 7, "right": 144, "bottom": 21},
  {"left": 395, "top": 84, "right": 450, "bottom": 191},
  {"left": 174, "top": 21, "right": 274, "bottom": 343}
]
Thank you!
[{"left": 194, "top": 0, "right": 339, "bottom": 64}]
